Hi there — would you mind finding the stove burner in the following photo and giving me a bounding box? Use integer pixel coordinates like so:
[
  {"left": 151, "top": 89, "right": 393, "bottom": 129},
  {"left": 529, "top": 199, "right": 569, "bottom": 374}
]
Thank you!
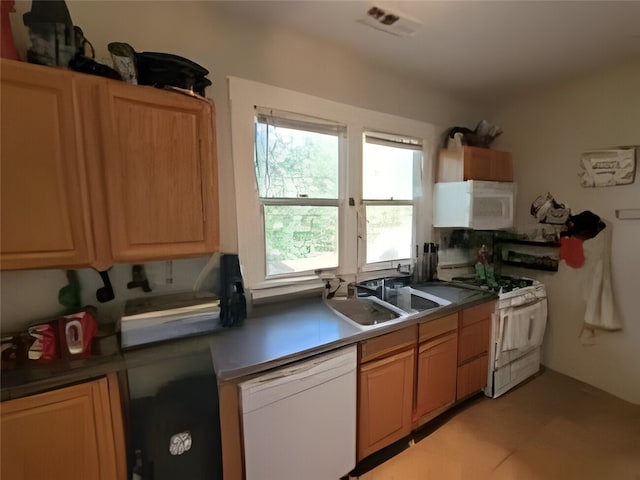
[{"left": 452, "top": 275, "right": 534, "bottom": 293}]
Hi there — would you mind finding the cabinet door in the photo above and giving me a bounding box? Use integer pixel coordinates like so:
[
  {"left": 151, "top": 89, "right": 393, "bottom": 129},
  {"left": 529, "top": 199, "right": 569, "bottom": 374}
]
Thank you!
[
  {"left": 99, "top": 82, "right": 219, "bottom": 262},
  {"left": 0, "top": 376, "right": 124, "bottom": 480},
  {"left": 416, "top": 332, "right": 458, "bottom": 421},
  {"left": 437, "top": 146, "right": 513, "bottom": 182},
  {"left": 488, "top": 149, "right": 513, "bottom": 182},
  {"left": 457, "top": 353, "right": 489, "bottom": 400},
  {"left": 358, "top": 348, "right": 414, "bottom": 460},
  {"left": 0, "top": 59, "right": 93, "bottom": 270},
  {"left": 464, "top": 146, "right": 493, "bottom": 180}
]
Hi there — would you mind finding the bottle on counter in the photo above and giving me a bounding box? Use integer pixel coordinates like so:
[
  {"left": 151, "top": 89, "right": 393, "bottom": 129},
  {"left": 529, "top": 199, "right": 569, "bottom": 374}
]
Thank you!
[
  {"left": 413, "top": 244, "right": 423, "bottom": 283},
  {"left": 424, "top": 243, "right": 439, "bottom": 282},
  {"left": 475, "top": 244, "right": 489, "bottom": 283}
]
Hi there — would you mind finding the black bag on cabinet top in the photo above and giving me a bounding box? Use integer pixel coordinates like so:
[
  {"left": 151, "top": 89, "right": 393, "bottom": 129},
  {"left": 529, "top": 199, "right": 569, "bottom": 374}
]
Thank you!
[{"left": 136, "top": 51, "right": 212, "bottom": 96}]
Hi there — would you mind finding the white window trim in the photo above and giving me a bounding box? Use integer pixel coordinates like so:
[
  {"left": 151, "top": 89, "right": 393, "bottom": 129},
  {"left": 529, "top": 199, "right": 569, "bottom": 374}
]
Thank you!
[{"left": 228, "top": 76, "right": 438, "bottom": 297}]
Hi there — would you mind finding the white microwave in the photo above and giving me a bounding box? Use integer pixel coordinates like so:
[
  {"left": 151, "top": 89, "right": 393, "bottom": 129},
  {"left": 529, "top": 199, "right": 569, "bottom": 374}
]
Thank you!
[{"left": 433, "top": 180, "right": 515, "bottom": 230}]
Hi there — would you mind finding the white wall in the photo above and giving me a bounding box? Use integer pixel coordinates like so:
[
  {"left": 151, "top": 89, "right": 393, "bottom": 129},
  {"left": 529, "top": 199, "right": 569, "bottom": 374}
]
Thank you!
[
  {"left": 2, "top": 2, "right": 479, "bottom": 332},
  {"left": 491, "top": 61, "right": 640, "bottom": 404}
]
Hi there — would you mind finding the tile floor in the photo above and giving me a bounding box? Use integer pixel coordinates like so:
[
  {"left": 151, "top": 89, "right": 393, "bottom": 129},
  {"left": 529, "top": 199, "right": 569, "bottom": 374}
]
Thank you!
[{"left": 356, "top": 368, "right": 640, "bottom": 480}]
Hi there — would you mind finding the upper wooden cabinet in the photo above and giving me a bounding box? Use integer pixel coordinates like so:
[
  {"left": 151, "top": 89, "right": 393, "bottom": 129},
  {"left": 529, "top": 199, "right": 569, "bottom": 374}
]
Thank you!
[
  {"left": 0, "top": 59, "right": 219, "bottom": 270},
  {"left": 438, "top": 146, "right": 513, "bottom": 182},
  {"left": 98, "top": 80, "right": 219, "bottom": 263},
  {"left": 0, "top": 61, "right": 94, "bottom": 270}
]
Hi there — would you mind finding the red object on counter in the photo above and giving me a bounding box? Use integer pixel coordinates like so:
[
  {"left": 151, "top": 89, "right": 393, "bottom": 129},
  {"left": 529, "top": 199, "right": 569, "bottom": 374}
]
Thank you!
[
  {"left": 57, "top": 309, "right": 97, "bottom": 358},
  {"left": 560, "top": 236, "right": 585, "bottom": 268},
  {"left": 27, "top": 308, "right": 98, "bottom": 361},
  {"left": 27, "top": 323, "right": 59, "bottom": 360},
  {"left": 1, "top": 0, "right": 19, "bottom": 60}
]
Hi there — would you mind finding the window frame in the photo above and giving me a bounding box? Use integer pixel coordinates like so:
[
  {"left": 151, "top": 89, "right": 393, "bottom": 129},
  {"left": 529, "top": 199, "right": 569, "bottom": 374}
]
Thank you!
[
  {"left": 254, "top": 108, "right": 347, "bottom": 279},
  {"left": 360, "top": 132, "right": 424, "bottom": 272},
  {"left": 229, "top": 77, "right": 437, "bottom": 298}
]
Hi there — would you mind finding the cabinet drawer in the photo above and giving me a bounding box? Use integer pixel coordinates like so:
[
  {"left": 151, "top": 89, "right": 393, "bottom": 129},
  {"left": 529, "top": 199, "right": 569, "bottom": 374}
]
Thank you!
[
  {"left": 461, "top": 301, "right": 494, "bottom": 327},
  {"left": 458, "top": 318, "right": 491, "bottom": 364},
  {"left": 360, "top": 325, "right": 417, "bottom": 363},
  {"left": 419, "top": 313, "right": 457, "bottom": 343}
]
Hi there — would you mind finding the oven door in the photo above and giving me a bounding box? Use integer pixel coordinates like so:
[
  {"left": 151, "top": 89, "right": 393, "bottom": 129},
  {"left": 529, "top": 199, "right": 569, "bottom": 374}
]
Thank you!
[{"left": 495, "top": 298, "right": 547, "bottom": 366}]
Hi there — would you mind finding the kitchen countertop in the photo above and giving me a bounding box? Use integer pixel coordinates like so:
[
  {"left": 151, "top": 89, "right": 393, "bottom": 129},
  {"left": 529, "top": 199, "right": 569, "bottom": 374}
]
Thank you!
[
  {"left": 210, "top": 284, "right": 497, "bottom": 383},
  {"left": 1, "top": 282, "right": 496, "bottom": 399},
  {"left": 209, "top": 297, "right": 362, "bottom": 382},
  {"left": 1, "top": 350, "right": 126, "bottom": 401}
]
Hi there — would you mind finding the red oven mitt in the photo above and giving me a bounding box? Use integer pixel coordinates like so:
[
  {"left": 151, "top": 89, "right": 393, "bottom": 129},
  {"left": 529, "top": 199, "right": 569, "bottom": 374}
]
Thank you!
[{"left": 560, "top": 236, "right": 585, "bottom": 268}]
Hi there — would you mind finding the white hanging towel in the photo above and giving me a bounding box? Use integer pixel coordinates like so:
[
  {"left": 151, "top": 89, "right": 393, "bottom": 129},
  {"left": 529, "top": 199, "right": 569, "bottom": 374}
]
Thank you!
[
  {"left": 501, "top": 299, "right": 547, "bottom": 352},
  {"left": 501, "top": 308, "right": 531, "bottom": 351},
  {"left": 580, "top": 220, "right": 622, "bottom": 344}
]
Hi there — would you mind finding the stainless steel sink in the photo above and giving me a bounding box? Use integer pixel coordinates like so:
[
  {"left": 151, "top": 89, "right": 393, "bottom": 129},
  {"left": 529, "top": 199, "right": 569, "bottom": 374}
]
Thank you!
[
  {"left": 326, "top": 296, "right": 407, "bottom": 328},
  {"left": 327, "top": 277, "right": 488, "bottom": 330},
  {"left": 327, "top": 286, "right": 451, "bottom": 330},
  {"left": 383, "top": 287, "right": 452, "bottom": 314}
]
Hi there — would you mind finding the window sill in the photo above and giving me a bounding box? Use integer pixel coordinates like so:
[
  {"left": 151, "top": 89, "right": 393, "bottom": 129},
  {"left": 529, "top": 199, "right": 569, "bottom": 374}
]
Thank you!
[{"left": 250, "top": 276, "right": 326, "bottom": 304}]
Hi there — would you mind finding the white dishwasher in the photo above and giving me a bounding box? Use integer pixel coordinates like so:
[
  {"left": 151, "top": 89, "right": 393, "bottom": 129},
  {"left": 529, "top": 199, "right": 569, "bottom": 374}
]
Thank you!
[{"left": 239, "top": 345, "right": 357, "bottom": 480}]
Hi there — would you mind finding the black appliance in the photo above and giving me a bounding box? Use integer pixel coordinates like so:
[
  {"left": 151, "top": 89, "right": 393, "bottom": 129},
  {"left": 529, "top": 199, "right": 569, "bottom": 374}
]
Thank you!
[{"left": 125, "top": 335, "right": 222, "bottom": 480}]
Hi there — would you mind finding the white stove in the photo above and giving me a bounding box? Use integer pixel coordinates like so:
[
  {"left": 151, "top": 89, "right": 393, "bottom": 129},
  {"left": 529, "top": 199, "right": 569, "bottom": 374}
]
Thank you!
[
  {"left": 487, "top": 281, "right": 547, "bottom": 398},
  {"left": 440, "top": 266, "right": 548, "bottom": 398}
]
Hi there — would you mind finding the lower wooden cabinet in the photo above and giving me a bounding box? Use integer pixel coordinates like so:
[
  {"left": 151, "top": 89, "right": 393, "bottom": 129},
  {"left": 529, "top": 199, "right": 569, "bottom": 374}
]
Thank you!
[
  {"left": 358, "top": 348, "right": 415, "bottom": 460},
  {"left": 355, "top": 303, "right": 494, "bottom": 461},
  {"left": 416, "top": 331, "right": 458, "bottom": 422},
  {"left": 1, "top": 374, "right": 126, "bottom": 480},
  {"left": 456, "top": 302, "right": 493, "bottom": 401},
  {"left": 457, "top": 353, "right": 489, "bottom": 400}
]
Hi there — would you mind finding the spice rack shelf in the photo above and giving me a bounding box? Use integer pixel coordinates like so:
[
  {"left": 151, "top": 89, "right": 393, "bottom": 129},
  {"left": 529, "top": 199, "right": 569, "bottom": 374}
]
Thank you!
[{"left": 495, "top": 237, "right": 560, "bottom": 272}]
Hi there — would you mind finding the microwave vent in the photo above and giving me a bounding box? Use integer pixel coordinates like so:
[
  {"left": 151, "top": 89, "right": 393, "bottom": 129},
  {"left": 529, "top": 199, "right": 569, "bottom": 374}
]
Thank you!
[{"left": 358, "top": 5, "right": 422, "bottom": 37}]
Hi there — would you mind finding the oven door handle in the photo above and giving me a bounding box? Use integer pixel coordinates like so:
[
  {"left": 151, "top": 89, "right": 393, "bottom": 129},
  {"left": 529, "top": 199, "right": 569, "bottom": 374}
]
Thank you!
[
  {"left": 496, "top": 311, "right": 506, "bottom": 361},
  {"left": 509, "top": 292, "right": 543, "bottom": 308}
]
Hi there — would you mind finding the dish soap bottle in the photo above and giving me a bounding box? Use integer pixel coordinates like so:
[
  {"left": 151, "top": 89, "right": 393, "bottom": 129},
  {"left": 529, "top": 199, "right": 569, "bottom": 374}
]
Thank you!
[{"left": 475, "top": 245, "right": 489, "bottom": 283}]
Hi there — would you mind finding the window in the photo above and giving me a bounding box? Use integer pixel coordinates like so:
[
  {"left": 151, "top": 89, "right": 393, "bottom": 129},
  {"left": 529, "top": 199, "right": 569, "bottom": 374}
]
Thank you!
[
  {"left": 254, "top": 109, "right": 345, "bottom": 276},
  {"left": 362, "top": 133, "right": 422, "bottom": 268},
  {"left": 229, "top": 77, "right": 436, "bottom": 293}
]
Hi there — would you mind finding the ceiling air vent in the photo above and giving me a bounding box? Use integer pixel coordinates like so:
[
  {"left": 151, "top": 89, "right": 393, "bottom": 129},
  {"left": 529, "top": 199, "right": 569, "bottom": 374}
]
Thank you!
[{"left": 358, "top": 5, "right": 422, "bottom": 37}]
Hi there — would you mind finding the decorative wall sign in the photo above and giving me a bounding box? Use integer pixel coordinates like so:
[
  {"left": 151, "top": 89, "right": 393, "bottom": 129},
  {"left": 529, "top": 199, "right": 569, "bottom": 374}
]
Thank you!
[{"left": 579, "top": 147, "right": 636, "bottom": 187}]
